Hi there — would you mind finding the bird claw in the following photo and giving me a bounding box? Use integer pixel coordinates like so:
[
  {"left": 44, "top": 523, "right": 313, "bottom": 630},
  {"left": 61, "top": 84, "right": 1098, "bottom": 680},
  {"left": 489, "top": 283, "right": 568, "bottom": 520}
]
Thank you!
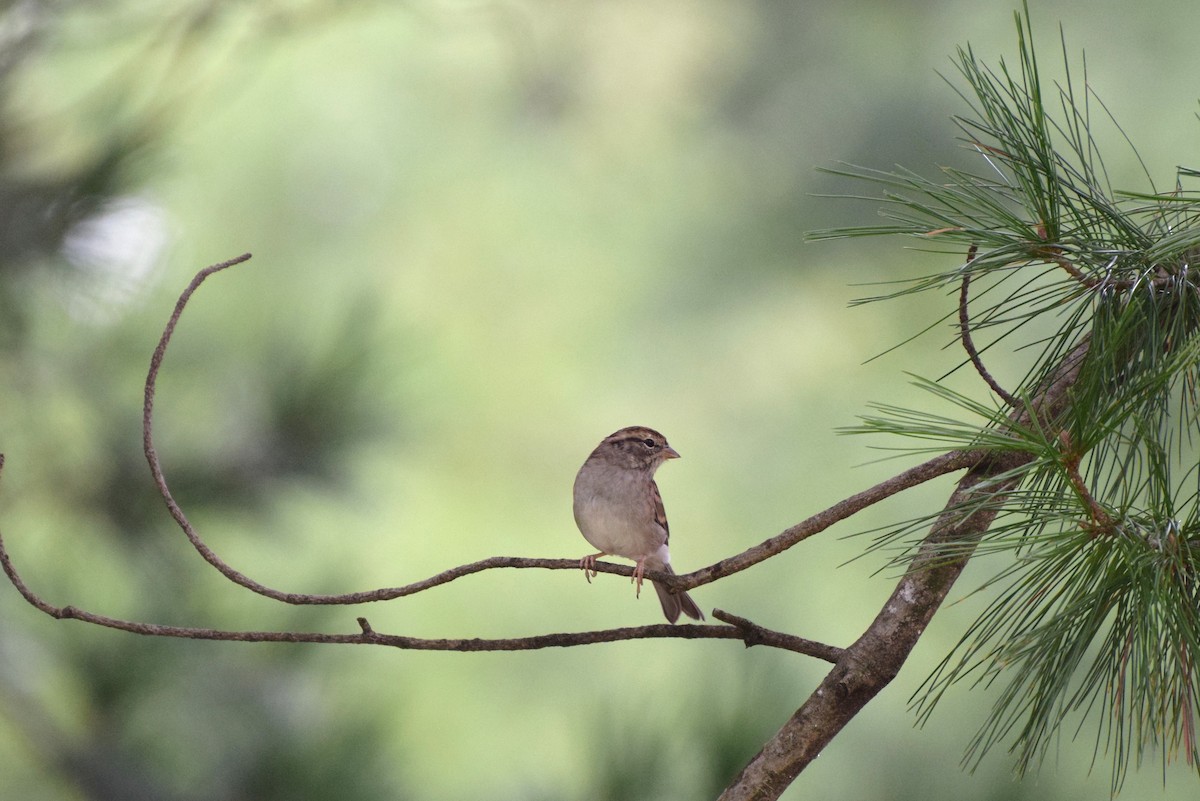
[
  {"left": 632, "top": 559, "right": 646, "bottom": 598},
  {"left": 580, "top": 553, "right": 605, "bottom": 584},
  {"left": 580, "top": 553, "right": 647, "bottom": 599}
]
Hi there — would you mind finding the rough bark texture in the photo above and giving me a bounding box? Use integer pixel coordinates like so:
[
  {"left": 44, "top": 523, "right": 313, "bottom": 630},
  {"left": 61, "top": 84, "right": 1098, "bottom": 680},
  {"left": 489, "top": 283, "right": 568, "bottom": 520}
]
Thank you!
[
  {"left": 719, "top": 338, "right": 1090, "bottom": 801},
  {"left": 718, "top": 461, "right": 1019, "bottom": 800}
]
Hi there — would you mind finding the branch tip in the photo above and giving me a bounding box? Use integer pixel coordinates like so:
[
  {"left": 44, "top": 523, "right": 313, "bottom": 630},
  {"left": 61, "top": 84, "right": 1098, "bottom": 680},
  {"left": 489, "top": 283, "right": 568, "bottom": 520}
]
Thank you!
[{"left": 959, "top": 268, "right": 1021, "bottom": 408}]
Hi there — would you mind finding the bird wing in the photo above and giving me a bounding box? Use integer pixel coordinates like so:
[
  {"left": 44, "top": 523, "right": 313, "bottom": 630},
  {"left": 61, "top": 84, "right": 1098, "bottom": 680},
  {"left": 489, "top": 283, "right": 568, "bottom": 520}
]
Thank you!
[{"left": 651, "top": 478, "right": 670, "bottom": 544}]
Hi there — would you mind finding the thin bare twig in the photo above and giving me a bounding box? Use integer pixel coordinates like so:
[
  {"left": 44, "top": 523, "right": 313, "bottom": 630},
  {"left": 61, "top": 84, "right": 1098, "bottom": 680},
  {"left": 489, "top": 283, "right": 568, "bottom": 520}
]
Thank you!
[
  {"left": 0, "top": 502, "right": 836, "bottom": 657},
  {"left": 0, "top": 256, "right": 985, "bottom": 666},
  {"left": 0, "top": 250, "right": 1094, "bottom": 801},
  {"left": 958, "top": 262, "right": 1021, "bottom": 408},
  {"left": 135, "top": 255, "right": 976, "bottom": 605},
  {"left": 0, "top": 250, "right": 977, "bottom": 680},
  {"left": 675, "top": 449, "right": 977, "bottom": 590},
  {"left": 143, "top": 253, "right": 278, "bottom": 596},
  {"left": 712, "top": 609, "right": 845, "bottom": 663}
]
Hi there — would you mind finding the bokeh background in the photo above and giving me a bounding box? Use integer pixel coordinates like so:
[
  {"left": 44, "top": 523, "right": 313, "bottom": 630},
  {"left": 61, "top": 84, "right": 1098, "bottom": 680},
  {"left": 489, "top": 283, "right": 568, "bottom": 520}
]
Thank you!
[{"left": 1, "top": 1, "right": 1198, "bottom": 799}]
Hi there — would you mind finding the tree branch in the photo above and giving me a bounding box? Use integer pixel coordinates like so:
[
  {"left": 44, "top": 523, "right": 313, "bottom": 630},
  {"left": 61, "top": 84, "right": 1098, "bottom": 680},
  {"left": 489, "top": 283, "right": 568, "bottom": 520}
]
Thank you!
[
  {"left": 0, "top": 252, "right": 986, "bottom": 708},
  {"left": 0, "top": 253, "right": 1089, "bottom": 801},
  {"left": 0, "top": 503, "right": 838, "bottom": 657},
  {"left": 711, "top": 609, "right": 846, "bottom": 663},
  {"left": 676, "top": 449, "right": 977, "bottom": 589},
  {"left": 0, "top": 256, "right": 985, "bottom": 667},
  {"left": 132, "top": 255, "right": 978, "bottom": 606},
  {"left": 718, "top": 336, "right": 1091, "bottom": 801}
]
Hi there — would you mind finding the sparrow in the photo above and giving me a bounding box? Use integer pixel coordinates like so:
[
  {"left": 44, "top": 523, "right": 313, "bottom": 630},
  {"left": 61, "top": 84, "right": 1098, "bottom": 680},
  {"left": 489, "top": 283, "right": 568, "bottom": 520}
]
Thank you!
[{"left": 572, "top": 426, "right": 704, "bottom": 623}]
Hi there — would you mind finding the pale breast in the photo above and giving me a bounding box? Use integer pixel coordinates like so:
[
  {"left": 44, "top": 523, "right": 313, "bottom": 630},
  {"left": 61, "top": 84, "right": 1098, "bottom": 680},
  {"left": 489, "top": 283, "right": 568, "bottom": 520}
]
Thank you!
[{"left": 573, "top": 466, "right": 668, "bottom": 560}]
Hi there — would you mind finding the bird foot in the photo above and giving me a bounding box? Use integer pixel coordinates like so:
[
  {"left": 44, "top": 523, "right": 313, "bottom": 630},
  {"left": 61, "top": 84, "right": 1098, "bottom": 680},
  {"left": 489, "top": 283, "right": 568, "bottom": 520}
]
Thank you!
[{"left": 580, "top": 552, "right": 606, "bottom": 584}]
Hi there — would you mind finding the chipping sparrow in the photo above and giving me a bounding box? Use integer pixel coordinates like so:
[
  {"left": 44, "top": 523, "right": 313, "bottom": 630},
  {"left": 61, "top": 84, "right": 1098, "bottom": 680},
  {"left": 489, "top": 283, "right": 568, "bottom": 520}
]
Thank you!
[{"left": 572, "top": 426, "right": 704, "bottom": 623}]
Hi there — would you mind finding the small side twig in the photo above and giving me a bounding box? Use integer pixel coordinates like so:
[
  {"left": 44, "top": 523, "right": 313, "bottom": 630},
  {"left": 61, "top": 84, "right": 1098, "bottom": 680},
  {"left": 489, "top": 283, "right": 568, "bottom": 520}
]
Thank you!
[
  {"left": 712, "top": 609, "right": 844, "bottom": 663},
  {"left": 958, "top": 251, "right": 1020, "bottom": 409},
  {"left": 1057, "top": 430, "right": 1114, "bottom": 535}
]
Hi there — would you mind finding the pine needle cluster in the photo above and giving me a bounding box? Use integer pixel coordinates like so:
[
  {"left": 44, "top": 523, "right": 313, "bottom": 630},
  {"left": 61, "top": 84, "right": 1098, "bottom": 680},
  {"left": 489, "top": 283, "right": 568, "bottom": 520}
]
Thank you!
[{"left": 812, "top": 3, "right": 1200, "bottom": 791}]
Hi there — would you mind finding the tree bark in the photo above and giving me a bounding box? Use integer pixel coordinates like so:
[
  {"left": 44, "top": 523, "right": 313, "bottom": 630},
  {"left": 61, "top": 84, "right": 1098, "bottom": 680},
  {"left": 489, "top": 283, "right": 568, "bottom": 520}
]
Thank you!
[
  {"left": 719, "top": 337, "right": 1090, "bottom": 801},
  {"left": 717, "top": 460, "right": 1018, "bottom": 800}
]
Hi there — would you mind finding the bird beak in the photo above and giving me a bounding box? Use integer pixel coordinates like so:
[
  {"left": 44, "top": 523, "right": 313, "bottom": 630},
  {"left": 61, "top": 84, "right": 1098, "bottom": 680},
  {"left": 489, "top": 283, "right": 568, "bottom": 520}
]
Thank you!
[{"left": 664, "top": 446, "right": 681, "bottom": 459}]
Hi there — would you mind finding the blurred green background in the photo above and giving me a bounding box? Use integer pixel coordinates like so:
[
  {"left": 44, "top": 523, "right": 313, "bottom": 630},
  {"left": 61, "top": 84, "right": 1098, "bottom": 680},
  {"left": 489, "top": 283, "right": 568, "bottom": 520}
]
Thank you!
[{"left": 2, "top": 1, "right": 1198, "bottom": 799}]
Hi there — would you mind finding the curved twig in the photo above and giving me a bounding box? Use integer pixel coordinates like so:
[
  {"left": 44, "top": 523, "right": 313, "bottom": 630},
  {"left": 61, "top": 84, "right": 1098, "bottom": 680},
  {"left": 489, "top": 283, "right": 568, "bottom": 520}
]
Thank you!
[
  {"left": 139, "top": 256, "right": 980, "bottom": 604},
  {"left": 143, "top": 253, "right": 277, "bottom": 594},
  {"left": 0, "top": 254, "right": 981, "bottom": 667},
  {"left": 958, "top": 266, "right": 1020, "bottom": 408}
]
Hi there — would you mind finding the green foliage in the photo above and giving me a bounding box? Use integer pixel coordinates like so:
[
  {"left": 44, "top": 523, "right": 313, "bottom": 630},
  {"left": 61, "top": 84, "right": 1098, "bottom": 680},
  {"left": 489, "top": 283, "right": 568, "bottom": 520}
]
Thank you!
[{"left": 815, "top": 3, "right": 1200, "bottom": 792}]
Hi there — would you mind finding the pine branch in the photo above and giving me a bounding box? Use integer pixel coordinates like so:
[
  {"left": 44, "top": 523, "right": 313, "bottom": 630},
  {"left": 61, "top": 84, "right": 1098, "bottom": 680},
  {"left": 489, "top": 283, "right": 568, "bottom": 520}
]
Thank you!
[
  {"left": 718, "top": 334, "right": 1090, "bottom": 801},
  {"left": 809, "top": 4, "right": 1200, "bottom": 791}
]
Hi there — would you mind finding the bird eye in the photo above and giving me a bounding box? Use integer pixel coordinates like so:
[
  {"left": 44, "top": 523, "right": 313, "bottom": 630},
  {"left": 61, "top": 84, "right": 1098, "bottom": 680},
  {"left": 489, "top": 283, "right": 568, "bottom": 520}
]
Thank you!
[{"left": 643, "top": 438, "right": 657, "bottom": 448}]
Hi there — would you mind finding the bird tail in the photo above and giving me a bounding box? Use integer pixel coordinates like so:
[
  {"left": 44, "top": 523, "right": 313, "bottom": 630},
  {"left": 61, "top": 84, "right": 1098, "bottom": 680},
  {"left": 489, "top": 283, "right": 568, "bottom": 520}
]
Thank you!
[{"left": 652, "top": 564, "right": 704, "bottom": 624}]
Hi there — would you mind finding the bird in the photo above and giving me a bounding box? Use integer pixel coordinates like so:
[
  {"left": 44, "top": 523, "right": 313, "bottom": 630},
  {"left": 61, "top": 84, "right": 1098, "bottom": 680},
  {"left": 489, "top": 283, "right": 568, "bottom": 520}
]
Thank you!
[{"left": 572, "top": 426, "right": 704, "bottom": 623}]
